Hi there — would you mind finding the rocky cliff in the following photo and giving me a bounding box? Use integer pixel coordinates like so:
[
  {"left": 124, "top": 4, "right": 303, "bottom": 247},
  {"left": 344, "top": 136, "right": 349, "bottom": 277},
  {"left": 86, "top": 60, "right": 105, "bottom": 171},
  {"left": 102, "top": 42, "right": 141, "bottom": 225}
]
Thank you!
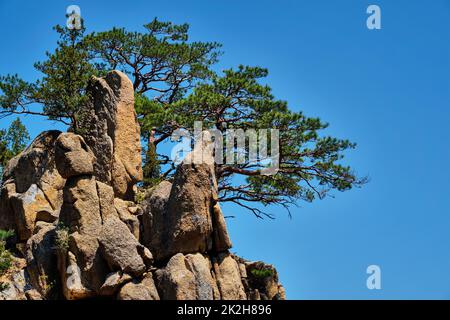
[{"left": 0, "top": 71, "right": 285, "bottom": 300}]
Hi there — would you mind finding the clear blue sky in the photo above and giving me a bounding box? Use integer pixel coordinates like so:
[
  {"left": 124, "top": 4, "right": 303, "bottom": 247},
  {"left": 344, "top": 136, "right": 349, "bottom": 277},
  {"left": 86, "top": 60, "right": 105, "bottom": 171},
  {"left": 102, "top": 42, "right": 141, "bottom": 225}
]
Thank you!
[{"left": 1, "top": 0, "right": 450, "bottom": 299}]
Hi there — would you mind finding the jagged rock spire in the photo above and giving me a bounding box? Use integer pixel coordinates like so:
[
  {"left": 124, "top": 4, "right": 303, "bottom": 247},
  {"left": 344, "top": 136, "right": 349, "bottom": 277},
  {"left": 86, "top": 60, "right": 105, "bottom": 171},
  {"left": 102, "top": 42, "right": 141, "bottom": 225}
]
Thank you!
[{"left": 80, "top": 70, "right": 143, "bottom": 200}]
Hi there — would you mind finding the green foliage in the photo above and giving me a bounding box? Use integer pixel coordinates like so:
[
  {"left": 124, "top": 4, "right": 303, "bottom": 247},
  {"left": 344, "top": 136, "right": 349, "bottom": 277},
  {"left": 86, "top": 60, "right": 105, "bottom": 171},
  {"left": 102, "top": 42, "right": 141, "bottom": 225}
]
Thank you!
[
  {"left": 0, "top": 118, "right": 29, "bottom": 166},
  {"left": 0, "top": 229, "right": 15, "bottom": 275},
  {"left": 6, "top": 118, "right": 29, "bottom": 156},
  {"left": 85, "top": 18, "right": 221, "bottom": 180},
  {"left": 0, "top": 240, "right": 13, "bottom": 275},
  {"left": 250, "top": 268, "right": 274, "bottom": 278},
  {"left": 142, "top": 141, "right": 161, "bottom": 187},
  {"left": 0, "top": 75, "right": 35, "bottom": 115}
]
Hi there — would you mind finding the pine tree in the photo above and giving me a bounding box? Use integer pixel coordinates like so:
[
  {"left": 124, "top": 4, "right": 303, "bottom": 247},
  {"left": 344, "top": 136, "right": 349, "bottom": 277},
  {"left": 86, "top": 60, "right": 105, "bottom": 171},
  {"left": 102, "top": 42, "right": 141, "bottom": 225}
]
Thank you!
[
  {"left": 0, "top": 22, "right": 100, "bottom": 131},
  {"left": 0, "top": 118, "right": 29, "bottom": 182}
]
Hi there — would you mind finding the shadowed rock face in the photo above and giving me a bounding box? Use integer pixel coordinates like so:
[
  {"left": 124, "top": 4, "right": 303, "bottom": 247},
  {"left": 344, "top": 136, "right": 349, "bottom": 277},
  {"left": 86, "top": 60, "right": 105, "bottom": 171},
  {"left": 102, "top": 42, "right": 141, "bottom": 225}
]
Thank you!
[{"left": 0, "top": 71, "right": 285, "bottom": 301}]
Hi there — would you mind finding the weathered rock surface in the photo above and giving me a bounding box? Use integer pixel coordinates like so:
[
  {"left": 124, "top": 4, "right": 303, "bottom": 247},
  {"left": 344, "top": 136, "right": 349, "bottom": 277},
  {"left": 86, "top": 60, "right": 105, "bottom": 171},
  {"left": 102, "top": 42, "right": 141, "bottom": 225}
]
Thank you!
[
  {"left": 140, "top": 180, "right": 172, "bottom": 257},
  {"left": 60, "top": 174, "right": 105, "bottom": 298},
  {"left": 96, "top": 181, "right": 117, "bottom": 221},
  {"left": 99, "top": 216, "right": 146, "bottom": 277},
  {"left": 213, "top": 252, "right": 247, "bottom": 300},
  {"left": 55, "top": 133, "right": 95, "bottom": 179},
  {"left": 53, "top": 129, "right": 151, "bottom": 299},
  {"left": 142, "top": 135, "right": 232, "bottom": 261},
  {"left": 155, "top": 253, "right": 219, "bottom": 300},
  {"left": 9, "top": 184, "right": 55, "bottom": 241},
  {"left": 81, "top": 70, "right": 143, "bottom": 200},
  {"left": 2, "top": 130, "right": 64, "bottom": 198},
  {"left": 55, "top": 135, "right": 109, "bottom": 299}
]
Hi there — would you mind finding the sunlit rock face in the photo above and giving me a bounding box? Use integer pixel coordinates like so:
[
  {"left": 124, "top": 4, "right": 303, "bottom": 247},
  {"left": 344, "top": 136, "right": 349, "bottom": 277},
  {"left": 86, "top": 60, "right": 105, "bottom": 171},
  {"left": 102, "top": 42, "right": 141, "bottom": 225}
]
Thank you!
[{"left": 0, "top": 130, "right": 65, "bottom": 241}]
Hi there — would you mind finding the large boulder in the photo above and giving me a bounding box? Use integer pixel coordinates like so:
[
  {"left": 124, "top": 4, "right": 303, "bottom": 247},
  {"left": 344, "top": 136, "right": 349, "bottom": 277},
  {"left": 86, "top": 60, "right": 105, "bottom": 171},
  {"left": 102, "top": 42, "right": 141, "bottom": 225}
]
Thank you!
[
  {"left": 2, "top": 130, "right": 64, "bottom": 197},
  {"left": 99, "top": 271, "right": 132, "bottom": 296},
  {"left": 58, "top": 250, "right": 95, "bottom": 300},
  {"left": 114, "top": 198, "right": 140, "bottom": 239},
  {"left": 60, "top": 176, "right": 103, "bottom": 236},
  {"left": 142, "top": 135, "right": 232, "bottom": 261},
  {"left": 55, "top": 133, "right": 95, "bottom": 179},
  {"left": 0, "top": 131, "right": 65, "bottom": 241},
  {"left": 185, "top": 253, "right": 221, "bottom": 300},
  {"left": 240, "top": 259, "right": 286, "bottom": 300},
  {"left": 155, "top": 253, "right": 219, "bottom": 300},
  {"left": 25, "top": 222, "right": 59, "bottom": 298},
  {"left": 116, "top": 273, "right": 160, "bottom": 300},
  {"left": 212, "top": 252, "right": 247, "bottom": 300},
  {"left": 80, "top": 70, "right": 143, "bottom": 200},
  {"left": 9, "top": 184, "right": 55, "bottom": 241}
]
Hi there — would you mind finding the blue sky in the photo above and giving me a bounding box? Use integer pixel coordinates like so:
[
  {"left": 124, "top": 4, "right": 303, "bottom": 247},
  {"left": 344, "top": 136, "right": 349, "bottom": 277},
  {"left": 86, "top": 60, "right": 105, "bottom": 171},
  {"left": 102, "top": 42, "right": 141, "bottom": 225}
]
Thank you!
[{"left": 1, "top": 0, "right": 450, "bottom": 299}]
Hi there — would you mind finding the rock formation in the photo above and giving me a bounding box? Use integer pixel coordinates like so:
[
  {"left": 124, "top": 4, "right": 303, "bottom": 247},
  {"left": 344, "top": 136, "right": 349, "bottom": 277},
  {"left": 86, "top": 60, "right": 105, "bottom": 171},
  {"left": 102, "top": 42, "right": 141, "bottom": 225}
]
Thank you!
[
  {"left": 0, "top": 71, "right": 285, "bottom": 300},
  {"left": 80, "top": 70, "right": 143, "bottom": 200}
]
